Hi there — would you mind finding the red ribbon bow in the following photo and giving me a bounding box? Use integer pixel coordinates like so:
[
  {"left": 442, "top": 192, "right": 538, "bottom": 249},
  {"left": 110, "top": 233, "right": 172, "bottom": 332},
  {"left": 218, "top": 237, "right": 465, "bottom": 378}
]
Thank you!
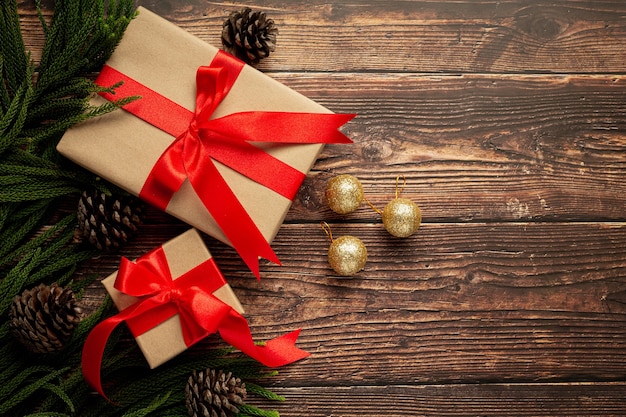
[
  {"left": 96, "top": 51, "right": 355, "bottom": 278},
  {"left": 82, "top": 246, "right": 310, "bottom": 401}
]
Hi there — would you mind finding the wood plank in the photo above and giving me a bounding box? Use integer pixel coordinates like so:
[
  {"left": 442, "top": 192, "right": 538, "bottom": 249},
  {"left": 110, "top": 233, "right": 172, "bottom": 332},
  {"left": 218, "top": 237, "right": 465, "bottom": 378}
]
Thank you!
[
  {"left": 49, "top": 70, "right": 626, "bottom": 221},
  {"left": 247, "top": 383, "right": 626, "bottom": 417},
  {"left": 77, "top": 221, "right": 626, "bottom": 385},
  {"left": 177, "top": 0, "right": 626, "bottom": 74},
  {"left": 77, "top": 219, "right": 626, "bottom": 305},
  {"left": 17, "top": 0, "right": 626, "bottom": 73},
  {"left": 39, "top": 72, "right": 626, "bottom": 222},
  {"left": 269, "top": 73, "right": 626, "bottom": 222},
  {"left": 246, "top": 308, "right": 626, "bottom": 385},
  {"left": 16, "top": 3, "right": 626, "bottom": 221}
]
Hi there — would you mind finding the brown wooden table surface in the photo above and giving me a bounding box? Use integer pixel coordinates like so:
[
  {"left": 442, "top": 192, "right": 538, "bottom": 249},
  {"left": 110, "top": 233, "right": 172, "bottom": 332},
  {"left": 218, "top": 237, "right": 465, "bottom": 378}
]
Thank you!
[{"left": 19, "top": 0, "right": 626, "bottom": 416}]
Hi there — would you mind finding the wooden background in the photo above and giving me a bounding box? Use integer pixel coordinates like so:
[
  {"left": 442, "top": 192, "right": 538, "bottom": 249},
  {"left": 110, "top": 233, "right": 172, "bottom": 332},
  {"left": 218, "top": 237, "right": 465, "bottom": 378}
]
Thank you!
[{"left": 19, "top": 0, "right": 626, "bottom": 416}]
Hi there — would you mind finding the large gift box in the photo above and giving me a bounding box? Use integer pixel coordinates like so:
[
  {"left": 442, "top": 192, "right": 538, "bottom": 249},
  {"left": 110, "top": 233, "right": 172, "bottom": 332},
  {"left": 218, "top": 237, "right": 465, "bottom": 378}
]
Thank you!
[
  {"left": 57, "top": 7, "right": 353, "bottom": 277},
  {"left": 82, "top": 228, "right": 309, "bottom": 399}
]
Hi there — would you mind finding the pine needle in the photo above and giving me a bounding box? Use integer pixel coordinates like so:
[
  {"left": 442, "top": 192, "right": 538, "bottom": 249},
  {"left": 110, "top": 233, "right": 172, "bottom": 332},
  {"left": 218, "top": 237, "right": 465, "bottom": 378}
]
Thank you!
[
  {"left": 0, "top": 1, "right": 286, "bottom": 415},
  {"left": 0, "top": 366, "right": 69, "bottom": 412},
  {"left": 238, "top": 404, "right": 282, "bottom": 417},
  {"left": 245, "top": 382, "right": 287, "bottom": 402}
]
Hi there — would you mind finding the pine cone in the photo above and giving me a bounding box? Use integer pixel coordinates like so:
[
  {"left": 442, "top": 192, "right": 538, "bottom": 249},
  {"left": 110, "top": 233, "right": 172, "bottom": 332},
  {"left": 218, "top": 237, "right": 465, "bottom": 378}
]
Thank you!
[
  {"left": 185, "top": 369, "right": 247, "bottom": 417},
  {"left": 9, "top": 283, "right": 83, "bottom": 354},
  {"left": 76, "top": 189, "right": 144, "bottom": 252},
  {"left": 221, "top": 7, "right": 278, "bottom": 65}
]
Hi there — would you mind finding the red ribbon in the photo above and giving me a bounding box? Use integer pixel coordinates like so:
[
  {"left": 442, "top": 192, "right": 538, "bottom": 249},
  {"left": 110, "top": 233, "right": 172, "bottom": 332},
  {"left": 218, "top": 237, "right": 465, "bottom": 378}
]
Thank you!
[
  {"left": 82, "top": 246, "right": 310, "bottom": 401},
  {"left": 96, "top": 51, "right": 355, "bottom": 278}
]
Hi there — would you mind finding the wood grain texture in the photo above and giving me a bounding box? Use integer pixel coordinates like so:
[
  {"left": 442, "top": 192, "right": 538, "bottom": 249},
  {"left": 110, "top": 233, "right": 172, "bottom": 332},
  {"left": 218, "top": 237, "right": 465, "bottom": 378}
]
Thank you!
[
  {"left": 18, "top": 1, "right": 626, "bottom": 73},
  {"left": 78, "top": 221, "right": 626, "bottom": 385},
  {"left": 159, "top": 0, "right": 626, "bottom": 74},
  {"left": 14, "top": 0, "right": 626, "bottom": 415},
  {"left": 279, "top": 73, "right": 626, "bottom": 222},
  {"left": 249, "top": 383, "right": 626, "bottom": 417}
]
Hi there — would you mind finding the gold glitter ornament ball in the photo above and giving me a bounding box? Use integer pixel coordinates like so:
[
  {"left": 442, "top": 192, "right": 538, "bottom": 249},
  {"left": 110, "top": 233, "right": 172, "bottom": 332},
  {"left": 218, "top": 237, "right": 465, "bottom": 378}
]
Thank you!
[
  {"left": 382, "top": 198, "right": 422, "bottom": 238},
  {"left": 328, "top": 235, "right": 367, "bottom": 276},
  {"left": 325, "top": 174, "right": 364, "bottom": 214}
]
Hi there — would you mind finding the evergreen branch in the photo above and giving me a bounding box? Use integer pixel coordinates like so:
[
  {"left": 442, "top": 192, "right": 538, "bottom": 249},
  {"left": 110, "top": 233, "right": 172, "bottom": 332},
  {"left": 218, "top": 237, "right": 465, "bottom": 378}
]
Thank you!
[
  {"left": 0, "top": 365, "right": 60, "bottom": 404},
  {"left": 36, "top": 0, "right": 135, "bottom": 94},
  {"left": 67, "top": 272, "right": 98, "bottom": 295},
  {"left": 35, "top": 0, "right": 49, "bottom": 37},
  {"left": 29, "top": 245, "right": 95, "bottom": 284},
  {"left": 26, "top": 95, "right": 138, "bottom": 153},
  {"left": 0, "top": 61, "right": 36, "bottom": 158},
  {"left": 50, "top": 264, "right": 81, "bottom": 288},
  {"left": 152, "top": 409, "right": 188, "bottom": 417},
  {"left": 0, "top": 360, "right": 22, "bottom": 387},
  {"left": 36, "top": 298, "right": 114, "bottom": 413},
  {"left": 0, "top": 65, "right": 34, "bottom": 153},
  {"left": 0, "top": 75, "right": 29, "bottom": 138},
  {"left": 0, "top": 213, "right": 85, "bottom": 314},
  {"left": 3, "top": 146, "right": 59, "bottom": 168},
  {"left": 237, "top": 404, "right": 281, "bottom": 417},
  {"left": 0, "top": 366, "right": 69, "bottom": 414},
  {"left": 32, "top": 76, "right": 95, "bottom": 106},
  {"left": 25, "top": 96, "right": 90, "bottom": 125},
  {"left": 0, "top": 174, "right": 69, "bottom": 186},
  {"left": 121, "top": 392, "right": 174, "bottom": 417},
  {"left": 245, "top": 382, "right": 286, "bottom": 402},
  {"left": 0, "top": 321, "right": 15, "bottom": 343},
  {"left": 0, "top": 247, "right": 40, "bottom": 315},
  {"left": 9, "top": 198, "right": 53, "bottom": 220},
  {"left": 0, "top": 0, "right": 28, "bottom": 97},
  {"left": 0, "top": 183, "right": 79, "bottom": 202},
  {"left": 9, "top": 215, "right": 88, "bottom": 285},
  {"left": 0, "top": 163, "right": 61, "bottom": 176},
  {"left": 0, "top": 57, "right": 11, "bottom": 112},
  {"left": 1, "top": 148, "right": 104, "bottom": 192},
  {"left": 0, "top": 2, "right": 287, "bottom": 415},
  {"left": 5, "top": 62, "right": 36, "bottom": 142},
  {"left": 0, "top": 204, "right": 7, "bottom": 229},
  {"left": 67, "top": 296, "right": 113, "bottom": 349},
  {"left": 0, "top": 342, "right": 20, "bottom": 375},
  {"left": 38, "top": 368, "right": 89, "bottom": 416},
  {"left": 40, "top": 383, "right": 75, "bottom": 414},
  {"left": 0, "top": 200, "right": 51, "bottom": 263}
]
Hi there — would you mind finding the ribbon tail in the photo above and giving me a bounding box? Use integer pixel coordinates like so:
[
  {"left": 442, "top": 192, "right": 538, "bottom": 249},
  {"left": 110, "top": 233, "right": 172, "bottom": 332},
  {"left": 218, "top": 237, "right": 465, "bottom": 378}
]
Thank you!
[
  {"left": 204, "top": 112, "right": 356, "bottom": 144},
  {"left": 187, "top": 158, "right": 280, "bottom": 279},
  {"left": 260, "top": 329, "right": 311, "bottom": 367},
  {"left": 218, "top": 311, "right": 310, "bottom": 367},
  {"left": 82, "top": 296, "right": 170, "bottom": 402},
  {"left": 82, "top": 314, "right": 126, "bottom": 402}
]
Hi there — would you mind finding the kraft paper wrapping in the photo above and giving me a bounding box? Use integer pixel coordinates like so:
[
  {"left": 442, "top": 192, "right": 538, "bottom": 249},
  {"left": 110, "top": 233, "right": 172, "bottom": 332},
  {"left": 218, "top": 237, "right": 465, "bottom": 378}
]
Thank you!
[
  {"left": 102, "top": 228, "right": 245, "bottom": 368},
  {"left": 57, "top": 6, "right": 329, "bottom": 247}
]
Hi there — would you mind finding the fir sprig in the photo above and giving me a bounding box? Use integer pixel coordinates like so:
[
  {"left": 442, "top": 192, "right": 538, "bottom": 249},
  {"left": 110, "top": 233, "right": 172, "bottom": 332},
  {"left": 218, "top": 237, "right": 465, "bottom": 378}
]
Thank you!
[
  {"left": 0, "top": 0, "right": 136, "bottom": 267},
  {"left": 0, "top": 1, "right": 285, "bottom": 415},
  {"left": 0, "top": 2, "right": 29, "bottom": 98},
  {"left": 0, "top": 0, "right": 131, "bottom": 414}
]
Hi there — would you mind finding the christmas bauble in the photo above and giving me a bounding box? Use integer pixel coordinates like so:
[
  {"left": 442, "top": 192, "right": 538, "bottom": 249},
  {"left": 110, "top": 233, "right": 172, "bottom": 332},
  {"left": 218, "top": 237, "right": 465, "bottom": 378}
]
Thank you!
[
  {"left": 382, "top": 198, "right": 421, "bottom": 237},
  {"left": 325, "top": 174, "right": 364, "bottom": 214},
  {"left": 327, "top": 235, "right": 367, "bottom": 276}
]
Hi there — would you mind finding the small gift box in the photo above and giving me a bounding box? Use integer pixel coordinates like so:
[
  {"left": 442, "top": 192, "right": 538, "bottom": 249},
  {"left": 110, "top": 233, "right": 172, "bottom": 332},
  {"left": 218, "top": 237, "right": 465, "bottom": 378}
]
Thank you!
[
  {"left": 101, "top": 228, "right": 244, "bottom": 369},
  {"left": 57, "top": 7, "right": 354, "bottom": 277},
  {"left": 82, "top": 228, "right": 309, "bottom": 400}
]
